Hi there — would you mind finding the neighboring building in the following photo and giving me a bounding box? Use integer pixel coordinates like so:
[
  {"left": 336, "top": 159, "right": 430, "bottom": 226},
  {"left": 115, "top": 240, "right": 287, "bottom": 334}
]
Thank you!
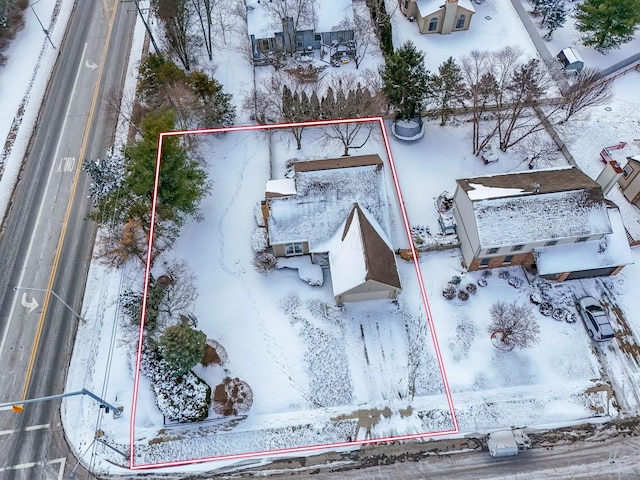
[
  {"left": 452, "top": 167, "right": 633, "bottom": 281},
  {"left": 617, "top": 155, "right": 640, "bottom": 208},
  {"left": 247, "top": 0, "right": 355, "bottom": 64},
  {"left": 398, "top": 0, "right": 475, "bottom": 34},
  {"left": 262, "top": 154, "right": 401, "bottom": 305}
]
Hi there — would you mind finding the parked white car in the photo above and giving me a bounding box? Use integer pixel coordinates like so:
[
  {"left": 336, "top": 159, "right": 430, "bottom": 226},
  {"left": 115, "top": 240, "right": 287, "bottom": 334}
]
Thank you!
[{"left": 576, "top": 296, "right": 615, "bottom": 342}]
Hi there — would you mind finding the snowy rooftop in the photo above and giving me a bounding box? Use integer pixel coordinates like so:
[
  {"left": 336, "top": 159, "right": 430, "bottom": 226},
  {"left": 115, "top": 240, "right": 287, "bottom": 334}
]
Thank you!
[
  {"left": 416, "top": 0, "right": 475, "bottom": 15},
  {"left": 474, "top": 190, "right": 611, "bottom": 248},
  {"left": 246, "top": 0, "right": 353, "bottom": 39},
  {"left": 458, "top": 168, "right": 612, "bottom": 248},
  {"left": 329, "top": 204, "right": 400, "bottom": 296},
  {"left": 266, "top": 178, "right": 296, "bottom": 197},
  {"left": 535, "top": 208, "right": 633, "bottom": 275},
  {"left": 267, "top": 157, "right": 391, "bottom": 249}
]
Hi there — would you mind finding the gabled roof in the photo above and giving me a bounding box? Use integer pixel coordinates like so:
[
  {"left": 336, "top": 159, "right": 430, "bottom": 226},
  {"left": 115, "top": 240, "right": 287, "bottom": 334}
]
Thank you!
[
  {"left": 416, "top": 0, "right": 476, "bottom": 15},
  {"left": 330, "top": 204, "right": 401, "bottom": 296},
  {"left": 456, "top": 168, "right": 612, "bottom": 248},
  {"left": 246, "top": 0, "right": 353, "bottom": 38}
]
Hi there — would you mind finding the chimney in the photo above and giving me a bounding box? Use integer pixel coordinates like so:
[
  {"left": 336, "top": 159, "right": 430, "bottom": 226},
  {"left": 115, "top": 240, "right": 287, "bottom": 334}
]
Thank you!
[
  {"left": 596, "top": 160, "right": 623, "bottom": 195},
  {"left": 441, "top": 0, "right": 458, "bottom": 34}
]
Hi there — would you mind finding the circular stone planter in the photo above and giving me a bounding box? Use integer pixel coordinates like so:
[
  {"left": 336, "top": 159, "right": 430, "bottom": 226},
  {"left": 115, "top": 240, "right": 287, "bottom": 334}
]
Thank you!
[{"left": 391, "top": 118, "right": 425, "bottom": 142}]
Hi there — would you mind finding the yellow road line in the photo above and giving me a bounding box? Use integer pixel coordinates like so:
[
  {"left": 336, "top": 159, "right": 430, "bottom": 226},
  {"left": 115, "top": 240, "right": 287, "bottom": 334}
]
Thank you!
[{"left": 21, "top": 0, "right": 120, "bottom": 402}]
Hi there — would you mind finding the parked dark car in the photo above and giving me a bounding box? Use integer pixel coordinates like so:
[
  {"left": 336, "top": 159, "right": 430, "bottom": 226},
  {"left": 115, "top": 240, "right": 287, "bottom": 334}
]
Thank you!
[{"left": 576, "top": 296, "right": 614, "bottom": 342}]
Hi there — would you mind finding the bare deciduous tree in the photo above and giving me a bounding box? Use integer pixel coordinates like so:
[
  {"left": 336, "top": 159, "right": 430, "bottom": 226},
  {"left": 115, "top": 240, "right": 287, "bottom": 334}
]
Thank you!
[
  {"left": 488, "top": 301, "right": 540, "bottom": 351},
  {"left": 513, "top": 131, "right": 561, "bottom": 169},
  {"left": 462, "top": 47, "right": 564, "bottom": 154},
  {"left": 155, "top": 0, "right": 196, "bottom": 71},
  {"left": 560, "top": 68, "right": 613, "bottom": 123},
  {"left": 319, "top": 73, "right": 383, "bottom": 156},
  {"left": 190, "top": 0, "right": 215, "bottom": 60}
]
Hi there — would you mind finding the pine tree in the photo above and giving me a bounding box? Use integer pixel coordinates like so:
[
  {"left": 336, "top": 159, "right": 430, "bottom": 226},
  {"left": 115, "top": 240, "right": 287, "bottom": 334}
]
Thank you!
[
  {"left": 380, "top": 41, "right": 430, "bottom": 121},
  {"left": 541, "top": 0, "right": 566, "bottom": 39},
  {"left": 82, "top": 152, "right": 125, "bottom": 206},
  {"left": 429, "top": 57, "right": 466, "bottom": 126},
  {"left": 158, "top": 317, "right": 207, "bottom": 377},
  {"left": 575, "top": 0, "right": 640, "bottom": 52}
]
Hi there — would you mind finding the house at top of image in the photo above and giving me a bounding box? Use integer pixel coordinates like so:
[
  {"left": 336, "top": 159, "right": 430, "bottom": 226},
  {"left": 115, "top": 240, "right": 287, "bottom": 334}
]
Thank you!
[
  {"left": 261, "top": 154, "right": 401, "bottom": 305},
  {"left": 398, "top": 0, "right": 475, "bottom": 34},
  {"left": 452, "top": 167, "right": 633, "bottom": 281},
  {"left": 247, "top": 0, "right": 355, "bottom": 64}
]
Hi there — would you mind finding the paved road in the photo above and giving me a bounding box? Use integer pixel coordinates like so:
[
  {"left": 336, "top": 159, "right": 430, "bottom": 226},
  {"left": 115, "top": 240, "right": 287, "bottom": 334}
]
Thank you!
[
  {"left": 206, "top": 427, "right": 640, "bottom": 480},
  {"left": 0, "top": 1, "right": 135, "bottom": 478}
]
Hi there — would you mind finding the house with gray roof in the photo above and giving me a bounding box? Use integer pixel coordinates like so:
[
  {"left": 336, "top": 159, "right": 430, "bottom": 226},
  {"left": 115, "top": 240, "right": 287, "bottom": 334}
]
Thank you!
[
  {"left": 261, "top": 154, "right": 401, "bottom": 304},
  {"left": 452, "top": 167, "right": 633, "bottom": 281},
  {"left": 247, "top": 0, "right": 355, "bottom": 64}
]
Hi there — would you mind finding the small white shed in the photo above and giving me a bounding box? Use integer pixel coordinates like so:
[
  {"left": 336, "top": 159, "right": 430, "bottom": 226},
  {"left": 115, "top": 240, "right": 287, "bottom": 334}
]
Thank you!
[{"left": 557, "top": 48, "right": 584, "bottom": 72}]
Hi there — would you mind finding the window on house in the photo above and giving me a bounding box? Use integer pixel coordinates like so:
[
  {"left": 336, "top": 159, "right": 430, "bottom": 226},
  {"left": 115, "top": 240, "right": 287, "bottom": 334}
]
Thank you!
[
  {"left": 404, "top": 0, "right": 409, "bottom": 8},
  {"left": 314, "top": 33, "right": 321, "bottom": 42},
  {"left": 576, "top": 237, "right": 589, "bottom": 243},
  {"left": 428, "top": 17, "right": 438, "bottom": 31},
  {"left": 545, "top": 240, "right": 558, "bottom": 246},
  {"left": 480, "top": 257, "right": 490, "bottom": 266},
  {"left": 296, "top": 40, "right": 303, "bottom": 48},
  {"left": 623, "top": 163, "right": 633, "bottom": 178},
  {"left": 487, "top": 247, "right": 499, "bottom": 254},
  {"left": 503, "top": 255, "right": 514, "bottom": 264},
  {"left": 456, "top": 14, "right": 466, "bottom": 29},
  {"left": 285, "top": 242, "right": 303, "bottom": 256},
  {"left": 511, "top": 244, "right": 524, "bottom": 252}
]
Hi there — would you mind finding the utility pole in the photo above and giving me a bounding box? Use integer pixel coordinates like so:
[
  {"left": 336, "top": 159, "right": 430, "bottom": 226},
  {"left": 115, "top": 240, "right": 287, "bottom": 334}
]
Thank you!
[{"left": 131, "top": 0, "right": 160, "bottom": 54}]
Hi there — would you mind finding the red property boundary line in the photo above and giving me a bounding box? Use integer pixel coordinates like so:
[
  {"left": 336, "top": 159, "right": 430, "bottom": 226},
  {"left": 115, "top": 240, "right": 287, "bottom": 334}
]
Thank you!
[{"left": 129, "top": 116, "right": 459, "bottom": 470}]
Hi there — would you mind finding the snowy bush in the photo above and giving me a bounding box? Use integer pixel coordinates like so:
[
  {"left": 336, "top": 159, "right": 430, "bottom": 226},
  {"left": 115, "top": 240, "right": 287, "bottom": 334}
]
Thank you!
[
  {"left": 529, "top": 292, "right": 543, "bottom": 304},
  {"left": 566, "top": 312, "right": 578, "bottom": 324},
  {"left": 457, "top": 290, "right": 469, "bottom": 301},
  {"left": 253, "top": 252, "right": 277, "bottom": 273},
  {"left": 451, "top": 275, "right": 462, "bottom": 285},
  {"left": 442, "top": 283, "right": 456, "bottom": 300},
  {"left": 280, "top": 292, "right": 301, "bottom": 321},
  {"left": 141, "top": 345, "right": 212, "bottom": 423},
  {"left": 498, "top": 270, "right": 510, "bottom": 279},
  {"left": 154, "top": 371, "right": 211, "bottom": 423},
  {"left": 465, "top": 283, "right": 477, "bottom": 294},
  {"left": 212, "top": 377, "right": 254, "bottom": 417},
  {"left": 253, "top": 202, "right": 266, "bottom": 227},
  {"left": 251, "top": 227, "right": 268, "bottom": 253},
  {"left": 508, "top": 276, "right": 523, "bottom": 288},
  {"left": 539, "top": 302, "right": 553, "bottom": 316},
  {"left": 482, "top": 269, "right": 493, "bottom": 277},
  {"left": 552, "top": 308, "right": 566, "bottom": 322},
  {"left": 477, "top": 278, "right": 488, "bottom": 287}
]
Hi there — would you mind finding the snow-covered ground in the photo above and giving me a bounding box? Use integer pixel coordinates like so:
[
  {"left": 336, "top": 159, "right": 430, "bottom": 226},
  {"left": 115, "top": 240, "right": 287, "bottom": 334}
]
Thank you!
[
  {"left": 0, "top": 0, "right": 73, "bottom": 219},
  {"left": 1, "top": 0, "right": 640, "bottom": 475}
]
